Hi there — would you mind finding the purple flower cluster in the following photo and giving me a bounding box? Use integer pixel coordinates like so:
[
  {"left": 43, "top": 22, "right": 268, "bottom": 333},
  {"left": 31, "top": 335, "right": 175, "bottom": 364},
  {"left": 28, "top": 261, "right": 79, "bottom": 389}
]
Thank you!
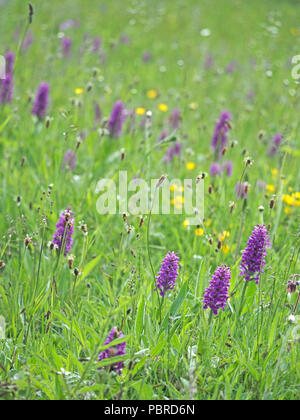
[
  {"left": 5, "top": 51, "right": 15, "bottom": 74},
  {"left": 155, "top": 252, "right": 180, "bottom": 297},
  {"left": 0, "top": 51, "right": 15, "bottom": 104},
  {"left": 108, "top": 100, "right": 126, "bottom": 138},
  {"left": 51, "top": 207, "right": 74, "bottom": 256},
  {"left": 240, "top": 224, "right": 271, "bottom": 283},
  {"left": 210, "top": 161, "right": 233, "bottom": 177},
  {"left": 169, "top": 108, "right": 181, "bottom": 130},
  {"left": 62, "top": 149, "right": 77, "bottom": 171},
  {"left": 158, "top": 129, "right": 169, "bottom": 143},
  {"left": 60, "top": 19, "right": 79, "bottom": 31},
  {"left": 98, "top": 327, "right": 126, "bottom": 375},
  {"left": 61, "top": 37, "right": 72, "bottom": 57},
  {"left": 222, "top": 160, "right": 233, "bottom": 176},
  {"left": 92, "top": 37, "right": 101, "bottom": 53},
  {"left": 32, "top": 82, "right": 50, "bottom": 120},
  {"left": 163, "top": 142, "right": 182, "bottom": 163},
  {"left": 226, "top": 60, "right": 237, "bottom": 74},
  {"left": 268, "top": 133, "right": 282, "bottom": 156},
  {"left": 211, "top": 110, "right": 231, "bottom": 153},
  {"left": 142, "top": 51, "right": 152, "bottom": 62},
  {"left": 203, "top": 265, "right": 231, "bottom": 315},
  {"left": 235, "top": 182, "right": 249, "bottom": 199},
  {"left": 210, "top": 162, "right": 221, "bottom": 176}
]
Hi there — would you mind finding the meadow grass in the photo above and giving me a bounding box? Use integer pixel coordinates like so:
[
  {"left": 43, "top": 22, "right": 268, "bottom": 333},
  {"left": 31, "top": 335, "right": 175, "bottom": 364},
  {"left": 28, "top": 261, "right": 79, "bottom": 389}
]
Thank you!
[{"left": 0, "top": 0, "right": 299, "bottom": 400}]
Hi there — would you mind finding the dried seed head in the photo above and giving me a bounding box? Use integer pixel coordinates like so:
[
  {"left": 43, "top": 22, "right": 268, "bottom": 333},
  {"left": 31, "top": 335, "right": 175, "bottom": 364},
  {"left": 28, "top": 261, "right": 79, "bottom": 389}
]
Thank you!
[
  {"left": 287, "top": 275, "right": 300, "bottom": 293},
  {"left": 156, "top": 174, "right": 167, "bottom": 188},
  {"left": 73, "top": 267, "right": 80, "bottom": 277},
  {"left": 229, "top": 201, "right": 236, "bottom": 213},
  {"left": 269, "top": 198, "right": 275, "bottom": 209},
  {"left": 28, "top": 2, "right": 34, "bottom": 24},
  {"left": 208, "top": 185, "right": 213, "bottom": 194},
  {"left": 120, "top": 148, "right": 126, "bottom": 161},
  {"left": 196, "top": 172, "right": 207, "bottom": 182},
  {"left": 24, "top": 235, "right": 32, "bottom": 248},
  {"left": 0, "top": 260, "right": 5, "bottom": 270},
  {"left": 68, "top": 255, "right": 75, "bottom": 269},
  {"left": 258, "top": 205, "right": 265, "bottom": 212},
  {"left": 244, "top": 156, "right": 254, "bottom": 167}
]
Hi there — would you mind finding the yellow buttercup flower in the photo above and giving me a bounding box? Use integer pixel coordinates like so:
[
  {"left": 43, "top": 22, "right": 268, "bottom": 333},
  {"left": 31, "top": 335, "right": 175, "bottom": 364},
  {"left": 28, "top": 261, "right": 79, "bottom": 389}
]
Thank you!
[
  {"left": 170, "top": 184, "right": 178, "bottom": 191},
  {"left": 271, "top": 169, "right": 278, "bottom": 176},
  {"left": 183, "top": 219, "right": 190, "bottom": 228},
  {"left": 189, "top": 102, "right": 198, "bottom": 110},
  {"left": 147, "top": 89, "right": 158, "bottom": 99},
  {"left": 282, "top": 194, "right": 296, "bottom": 206},
  {"left": 136, "top": 107, "right": 146, "bottom": 115},
  {"left": 284, "top": 207, "right": 291, "bottom": 214},
  {"left": 195, "top": 228, "right": 204, "bottom": 236},
  {"left": 266, "top": 184, "right": 275, "bottom": 193},
  {"left": 175, "top": 196, "right": 184, "bottom": 204},
  {"left": 218, "top": 230, "right": 230, "bottom": 242},
  {"left": 75, "top": 88, "right": 84, "bottom": 95},
  {"left": 158, "top": 103, "right": 168, "bottom": 112},
  {"left": 222, "top": 244, "right": 230, "bottom": 254},
  {"left": 204, "top": 218, "right": 212, "bottom": 227},
  {"left": 186, "top": 162, "right": 196, "bottom": 170}
]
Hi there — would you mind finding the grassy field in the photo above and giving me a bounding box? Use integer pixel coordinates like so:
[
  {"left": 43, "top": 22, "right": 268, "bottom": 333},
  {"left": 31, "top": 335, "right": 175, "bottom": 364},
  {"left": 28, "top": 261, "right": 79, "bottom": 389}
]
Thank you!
[{"left": 0, "top": 0, "right": 300, "bottom": 400}]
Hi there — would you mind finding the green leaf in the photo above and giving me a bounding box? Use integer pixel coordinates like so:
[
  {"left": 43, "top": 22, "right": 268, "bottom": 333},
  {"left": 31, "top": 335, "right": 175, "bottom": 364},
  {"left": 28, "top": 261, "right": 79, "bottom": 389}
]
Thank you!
[
  {"left": 135, "top": 294, "right": 145, "bottom": 337},
  {"left": 0, "top": 316, "right": 5, "bottom": 339},
  {"left": 81, "top": 255, "right": 101, "bottom": 281}
]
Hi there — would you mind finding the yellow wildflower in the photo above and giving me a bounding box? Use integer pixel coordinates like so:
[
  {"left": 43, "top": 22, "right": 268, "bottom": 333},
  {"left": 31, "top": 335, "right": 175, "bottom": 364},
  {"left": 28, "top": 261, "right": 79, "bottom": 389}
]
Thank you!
[
  {"left": 186, "top": 162, "right": 196, "bottom": 170},
  {"left": 222, "top": 244, "right": 230, "bottom": 254},
  {"left": 75, "top": 88, "right": 84, "bottom": 95},
  {"left": 195, "top": 228, "right": 204, "bottom": 236},
  {"left": 189, "top": 102, "right": 198, "bottom": 110},
  {"left": 218, "top": 230, "right": 230, "bottom": 242},
  {"left": 136, "top": 107, "right": 146, "bottom": 115},
  {"left": 147, "top": 89, "right": 158, "bottom": 99},
  {"left": 282, "top": 194, "right": 296, "bottom": 206},
  {"left": 183, "top": 220, "right": 190, "bottom": 228},
  {"left": 158, "top": 103, "right": 168, "bottom": 112},
  {"left": 266, "top": 184, "right": 275, "bottom": 193}
]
